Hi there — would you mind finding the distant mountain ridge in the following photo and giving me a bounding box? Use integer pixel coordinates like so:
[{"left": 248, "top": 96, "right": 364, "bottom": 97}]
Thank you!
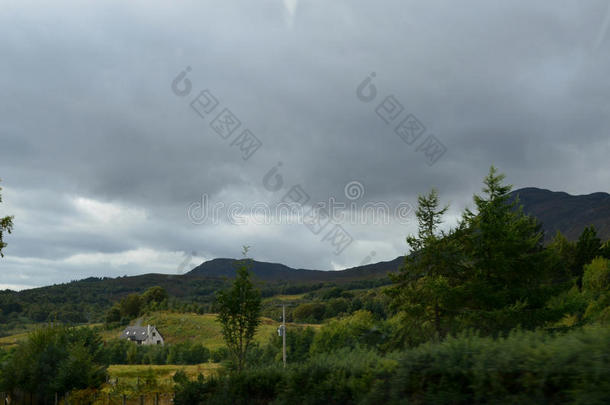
[
  {"left": 185, "top": 257, "right": 404, "bottom": 282},
  {"left": 511, "top": 187, "right": 610, "bottom": 241}
]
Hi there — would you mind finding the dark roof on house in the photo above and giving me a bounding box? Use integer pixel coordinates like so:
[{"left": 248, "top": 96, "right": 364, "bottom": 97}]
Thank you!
[{"left": 121, "top": 326, "right": 149, "bottom": 341}]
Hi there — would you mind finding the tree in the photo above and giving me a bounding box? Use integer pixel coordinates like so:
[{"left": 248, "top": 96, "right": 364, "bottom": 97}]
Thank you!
[
  {"left": 120, "top": 293, "right": 143, "bottom": 319},
  {"left": 105, "top": 304, "right": 122, "bottom": 324},
  {"left": 215, "top": 246, "right": 262, "bottom": 371},
  {"left": 574, "top": 226, "right": 602, "bottom": 285},
  {"left": 410, "top": 188, "right": 448, "bottom": 248},
  {"left": 581, "top": 257, "right": 610, "bottom": 323},
  {"left": 310, "top": 310, "right": 379, "bottom": 354},
  {"left": 460, "top": 166, "right": 552, "bottom": 332},
  {"left": 0, "top": 325, "right": 107, "bottom": 401},
  {"left": 388, "top": 189, "right": 462, "bottom": 342},
  {"left": 0, "top": 179, "right": 14, "bottom": 257},
  {"left": 142, "top": 286, "right": 168, "bottom": 305},
  {"left": 547, "top": 231, "right": 576, "bottom": 284}
]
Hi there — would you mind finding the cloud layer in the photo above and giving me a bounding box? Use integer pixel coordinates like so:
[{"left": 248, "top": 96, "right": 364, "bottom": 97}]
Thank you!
[{"left": 1, "top": 0, "right": 609, "bottom": 289}]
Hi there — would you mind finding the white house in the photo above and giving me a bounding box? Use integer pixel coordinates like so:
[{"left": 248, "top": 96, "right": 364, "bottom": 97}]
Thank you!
[{"left": 120, "top": 324, "right": 164, "bottom": 345}]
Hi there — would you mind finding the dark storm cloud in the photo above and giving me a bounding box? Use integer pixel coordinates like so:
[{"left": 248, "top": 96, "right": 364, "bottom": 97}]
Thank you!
[{"left": 1, "top": 0, "right": 609, "bottom": 289}]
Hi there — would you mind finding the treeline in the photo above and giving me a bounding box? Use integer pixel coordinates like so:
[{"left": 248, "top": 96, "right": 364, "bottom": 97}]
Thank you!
[
  {"left": 104, "top": 286, "right": 170, "bottom": 325},
  {"left": 103, "top": 339, "right": 229, "bottom": 365},
  {"left": 260, "top": 287, "right": 389, "bottom": 324},
  {"left": 0, "top": 276, "right": 389, "bottom": 332},
  {"left": 0, "top": 276, "right": 228, "bottom": 328}
]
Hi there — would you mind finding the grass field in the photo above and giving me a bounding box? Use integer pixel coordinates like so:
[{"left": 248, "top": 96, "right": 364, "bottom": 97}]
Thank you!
[
  {"left": 0, "top": 331, "right": 29, "bottom": 348},
  {"left": 262, "top": 293, "right": 306, "bottom": 303},
  {"left": 100, "top": 312, "right": 285, "bottom": 349},
  {"left": 107, "top": 363, "right": 220, "bottom": 386},
  {"left": 108, "top": 311, "right": 323, "bottom": 349},
  {"left": 1, "top": 311, "right": 321, "bottom": 350}
]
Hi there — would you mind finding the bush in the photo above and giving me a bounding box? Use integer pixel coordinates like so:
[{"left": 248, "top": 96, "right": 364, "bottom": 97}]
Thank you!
[
  {"left": 293, "top": 302, "right": 327, "bottom": 323},
  {"left": 582, "top": 257, "right": 610, "bottom": 323},
  {"left": 310, "top": 310, "right": 382, "bottom": 354},
  {"left": 173, "top": 326, "right": 610, "bottom": 404},
  {"left": 265, "top": 326, "right": 316, "bottom": 364},
  {"left": 211, "top": 347, "right": 230, "bottom": 363},
  {"left": 0, "top": 325, "right": 107, "bottom": 401},
  {"left": 370, "top": 326, "right": 610, "bottom": 404},
  {"left": 101, "top": 340, "right": 209, "bottom": 365}
]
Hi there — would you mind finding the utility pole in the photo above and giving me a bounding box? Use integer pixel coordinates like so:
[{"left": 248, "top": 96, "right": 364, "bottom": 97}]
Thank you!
[
  {"left": 278, "top": 303, "right": 294, "bottom": 367},
  {"left": 282, "top": 304, "right": 286, "bottom": 368}
]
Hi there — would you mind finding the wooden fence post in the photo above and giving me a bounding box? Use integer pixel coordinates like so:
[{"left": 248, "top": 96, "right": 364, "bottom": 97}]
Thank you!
[
  {"left": 55, "top": 392, "right": 58, "bottom": 405},
  {"left": 122, "top": 394, "right": 126, "bottom": 405}
]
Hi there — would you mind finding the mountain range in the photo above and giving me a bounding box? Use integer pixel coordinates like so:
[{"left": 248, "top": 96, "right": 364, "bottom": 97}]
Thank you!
[
  {"left": 185, "top": 257, "right": 403, "bottom": 282},
  {"left": 511, "top": 187, "right": 610, "bottom": 241}
]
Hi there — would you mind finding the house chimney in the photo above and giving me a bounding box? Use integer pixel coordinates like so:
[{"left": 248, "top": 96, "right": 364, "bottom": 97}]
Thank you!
[{"left": 147, "top": 324, "right": 151, "bottom": 338}]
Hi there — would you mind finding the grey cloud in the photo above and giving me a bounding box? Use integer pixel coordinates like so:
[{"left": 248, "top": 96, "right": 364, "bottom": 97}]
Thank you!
[{"left": 1, "top": 0, "right": 609, "bottom": 288}]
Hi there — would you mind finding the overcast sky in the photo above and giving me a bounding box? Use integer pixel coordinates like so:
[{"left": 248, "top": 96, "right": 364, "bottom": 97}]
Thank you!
[{"left": 1, "top": 0, "right": 609, "bottom": 290}]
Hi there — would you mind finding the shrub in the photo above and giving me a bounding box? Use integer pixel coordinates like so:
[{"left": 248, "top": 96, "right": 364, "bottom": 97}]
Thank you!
[
  {"left": 310, "top": 310, "right": 382, "bottom": 354},
  {"left": 371, "top": 326, "right": 610, "bottom": 404},
  {"left": 173, "top": 325, "right": 610, "bottom": 404}
]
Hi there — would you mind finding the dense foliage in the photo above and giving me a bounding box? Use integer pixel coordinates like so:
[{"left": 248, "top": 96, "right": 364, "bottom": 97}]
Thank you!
[
  {"left": 102, "top": 339, "right": 213, "bottom": 365},
  {"left": 0, "top": 325, "right": 107, "bottom": 401},
  {"left": 172, "top": 326, "right": 610, "bottom": 405}
]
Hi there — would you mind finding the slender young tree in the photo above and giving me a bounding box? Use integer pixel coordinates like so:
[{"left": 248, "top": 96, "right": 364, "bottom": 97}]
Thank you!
[
  {"left": 408, "top": 188, "right": 449, "bottom": 250},
  {"left": 216, "top": 246, "right": 262, "bottom": 371},
  {"left": 389, "top": 189, "right": 461, "bottom": 342},
  {"left": 0, "top": 179, "right": 14, "bottom": 257}
]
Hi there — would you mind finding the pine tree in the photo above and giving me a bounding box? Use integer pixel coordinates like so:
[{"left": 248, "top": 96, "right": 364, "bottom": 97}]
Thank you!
[
  {"left": 461, "top": 166, "right": 551, "bottom": 332},
  {"left": 389, "top": 189, "right": 462, "bottom": 342}
]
